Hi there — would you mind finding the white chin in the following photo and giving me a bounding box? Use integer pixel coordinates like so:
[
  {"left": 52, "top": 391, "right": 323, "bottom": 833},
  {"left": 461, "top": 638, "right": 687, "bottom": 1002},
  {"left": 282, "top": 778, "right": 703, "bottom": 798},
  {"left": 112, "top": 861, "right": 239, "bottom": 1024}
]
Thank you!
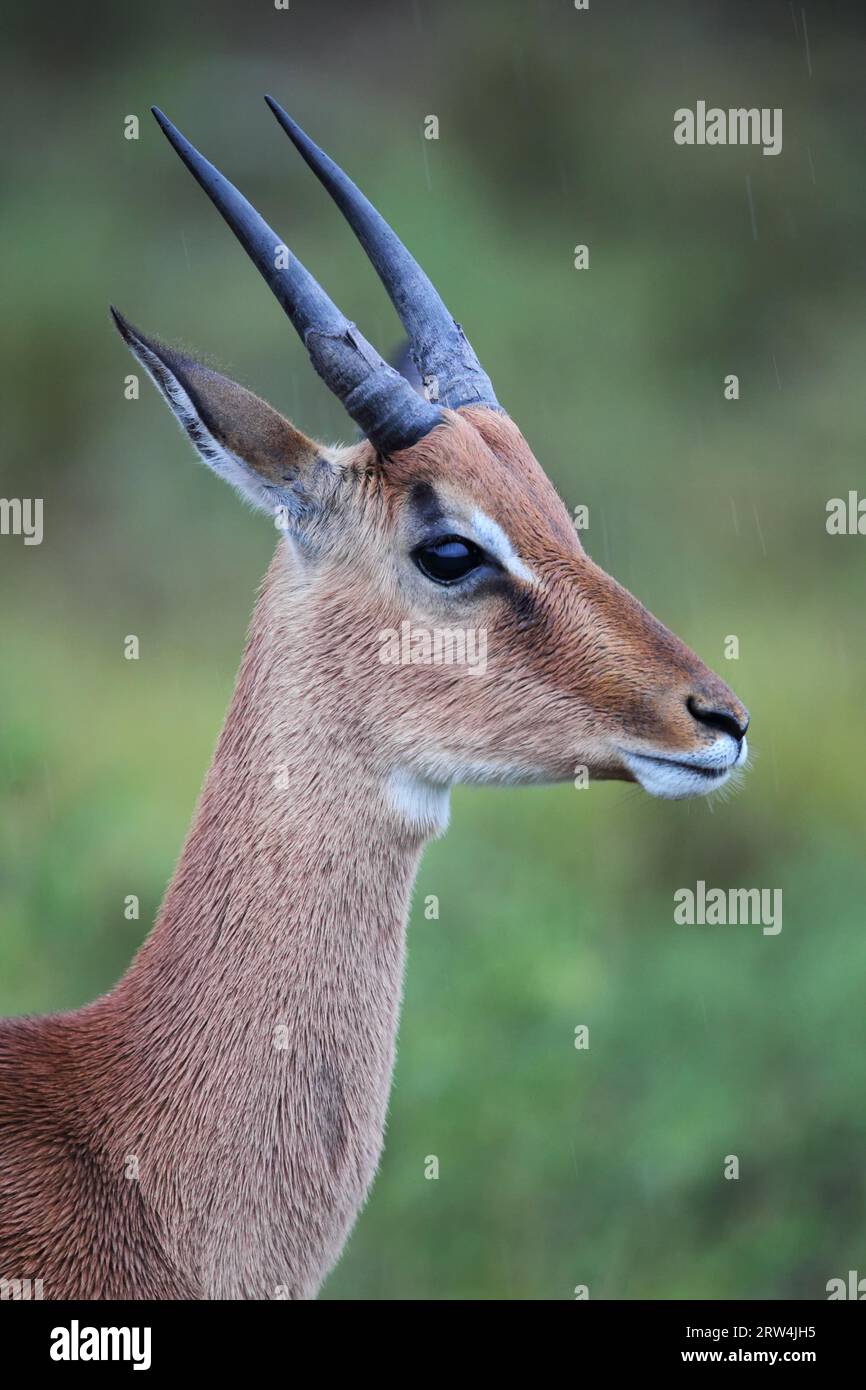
[{"left": 621, "top": 751, "right": 734, "bottom": 800}]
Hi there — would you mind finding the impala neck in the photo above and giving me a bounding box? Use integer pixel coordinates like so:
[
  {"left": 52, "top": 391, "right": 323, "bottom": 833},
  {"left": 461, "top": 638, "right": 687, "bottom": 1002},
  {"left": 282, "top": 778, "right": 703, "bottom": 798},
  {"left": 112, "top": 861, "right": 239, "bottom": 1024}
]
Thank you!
[{"left": 107, "top": 542, "right": 434, "bottom": 1298}]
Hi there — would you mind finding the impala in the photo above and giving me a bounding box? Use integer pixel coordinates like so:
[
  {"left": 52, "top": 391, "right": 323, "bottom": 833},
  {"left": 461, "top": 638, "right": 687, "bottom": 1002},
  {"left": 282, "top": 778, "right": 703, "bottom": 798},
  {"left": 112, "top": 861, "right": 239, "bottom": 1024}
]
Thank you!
[{"left": 0, "top": 99, "right": 749, "bottom": 1300}]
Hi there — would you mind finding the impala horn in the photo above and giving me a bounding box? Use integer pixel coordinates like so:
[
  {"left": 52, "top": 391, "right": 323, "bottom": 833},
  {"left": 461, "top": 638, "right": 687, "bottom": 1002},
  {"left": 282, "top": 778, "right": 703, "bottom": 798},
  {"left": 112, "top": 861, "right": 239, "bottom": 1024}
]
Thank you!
[
  {"left": 264, "top": 97, "right": 502, "bottom": 417},
  {"left": 151, "top": 106, "right": 442, "bottom": 455}
]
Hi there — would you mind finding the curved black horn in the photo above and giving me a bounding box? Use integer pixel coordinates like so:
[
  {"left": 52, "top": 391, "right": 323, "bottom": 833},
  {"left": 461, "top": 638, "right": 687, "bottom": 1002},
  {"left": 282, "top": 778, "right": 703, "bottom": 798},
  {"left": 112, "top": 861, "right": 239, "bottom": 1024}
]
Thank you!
[
  {"left": 264, "top": 96, "right": 502, "bottom": 416},
  {"left": 151, "top": 107, "right": 442, "bottom": 454}
]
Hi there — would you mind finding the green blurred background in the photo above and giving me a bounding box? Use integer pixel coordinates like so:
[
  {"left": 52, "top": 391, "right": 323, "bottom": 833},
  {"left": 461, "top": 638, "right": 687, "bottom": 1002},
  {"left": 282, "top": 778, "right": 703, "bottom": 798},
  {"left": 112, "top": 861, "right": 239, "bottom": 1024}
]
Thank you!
[{"left": 2, "top": 0, "right": 865, "bottom": 1299}]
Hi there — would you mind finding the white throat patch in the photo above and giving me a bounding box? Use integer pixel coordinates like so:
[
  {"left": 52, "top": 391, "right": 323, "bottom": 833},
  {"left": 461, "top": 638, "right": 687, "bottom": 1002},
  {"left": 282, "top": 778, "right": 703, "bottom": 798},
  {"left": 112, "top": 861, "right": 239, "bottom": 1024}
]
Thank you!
[{"left": 385, "top": 769, "right": 452, "bottom": 838}]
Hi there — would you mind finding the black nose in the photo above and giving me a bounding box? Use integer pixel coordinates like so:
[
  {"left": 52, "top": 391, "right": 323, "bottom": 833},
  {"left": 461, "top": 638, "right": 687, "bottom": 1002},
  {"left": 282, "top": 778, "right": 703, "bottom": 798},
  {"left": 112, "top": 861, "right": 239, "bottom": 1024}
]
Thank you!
[{"left": 687, "top": 695, "right": 749, "bottom": 742}]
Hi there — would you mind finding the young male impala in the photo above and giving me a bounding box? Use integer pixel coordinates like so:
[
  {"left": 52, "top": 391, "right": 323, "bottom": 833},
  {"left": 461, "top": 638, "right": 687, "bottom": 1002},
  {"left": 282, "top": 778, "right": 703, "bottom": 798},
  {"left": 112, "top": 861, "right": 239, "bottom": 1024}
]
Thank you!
[{"left": 0, "top": 100, "right": 749, "bottom": 1300}]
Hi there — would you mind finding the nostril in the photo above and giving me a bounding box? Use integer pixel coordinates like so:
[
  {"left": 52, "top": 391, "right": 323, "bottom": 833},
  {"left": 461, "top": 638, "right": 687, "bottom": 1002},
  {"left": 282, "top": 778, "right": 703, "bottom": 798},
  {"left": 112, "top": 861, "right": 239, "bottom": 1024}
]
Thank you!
[{"left": 687, "top": 695, "right": 749, "bottom": 742}]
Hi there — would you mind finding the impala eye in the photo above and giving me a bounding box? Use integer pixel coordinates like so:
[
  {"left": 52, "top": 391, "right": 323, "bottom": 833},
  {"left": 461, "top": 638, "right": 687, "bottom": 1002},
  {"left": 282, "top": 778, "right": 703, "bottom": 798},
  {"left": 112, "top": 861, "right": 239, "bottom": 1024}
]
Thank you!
[{"left": 413, "top": 535, "right": 485, "bottom": 585}]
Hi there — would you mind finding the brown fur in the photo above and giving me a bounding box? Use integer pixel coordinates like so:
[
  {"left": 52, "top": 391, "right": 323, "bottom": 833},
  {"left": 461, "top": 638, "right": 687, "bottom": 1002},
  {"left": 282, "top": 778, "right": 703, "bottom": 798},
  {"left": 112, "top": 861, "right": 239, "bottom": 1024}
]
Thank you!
[{"left": 0, "top": 378, "right": 746, "bottom": 1298}]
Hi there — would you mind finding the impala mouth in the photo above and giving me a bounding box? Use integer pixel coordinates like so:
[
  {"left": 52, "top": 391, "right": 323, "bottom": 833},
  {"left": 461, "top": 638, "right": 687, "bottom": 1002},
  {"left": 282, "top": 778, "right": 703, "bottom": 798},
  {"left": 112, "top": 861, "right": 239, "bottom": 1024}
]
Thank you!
[{"left": 620, "top": 738, "right": 747, "bottom": 801}]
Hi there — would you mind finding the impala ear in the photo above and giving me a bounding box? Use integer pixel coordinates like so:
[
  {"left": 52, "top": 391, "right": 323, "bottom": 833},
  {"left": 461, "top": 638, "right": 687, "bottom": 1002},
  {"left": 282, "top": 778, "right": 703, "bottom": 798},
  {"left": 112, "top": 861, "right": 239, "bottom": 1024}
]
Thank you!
[{"left": 111, "top": 308, "right": 335, "bottom": 522}]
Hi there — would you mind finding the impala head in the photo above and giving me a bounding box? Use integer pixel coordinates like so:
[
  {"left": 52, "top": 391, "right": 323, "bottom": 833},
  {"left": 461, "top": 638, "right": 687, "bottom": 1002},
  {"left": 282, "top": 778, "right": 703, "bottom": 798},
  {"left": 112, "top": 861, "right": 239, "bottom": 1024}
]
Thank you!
[{"left": 114, "top": 100, "right": 749, "bottom": 819}]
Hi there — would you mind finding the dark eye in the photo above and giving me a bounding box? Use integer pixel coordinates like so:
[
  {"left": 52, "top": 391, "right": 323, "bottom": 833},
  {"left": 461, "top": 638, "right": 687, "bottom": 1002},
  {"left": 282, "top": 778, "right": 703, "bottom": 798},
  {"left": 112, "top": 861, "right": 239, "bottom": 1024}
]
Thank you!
[{"left": 413, "top": 535, "right": 485, "bottom": 585}]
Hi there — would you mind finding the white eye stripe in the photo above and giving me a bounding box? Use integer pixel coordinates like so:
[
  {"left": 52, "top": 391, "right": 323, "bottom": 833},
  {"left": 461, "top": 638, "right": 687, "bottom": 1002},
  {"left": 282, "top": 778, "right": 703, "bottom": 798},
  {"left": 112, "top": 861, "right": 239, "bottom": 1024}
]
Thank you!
[{"left": 469, "top": 509, "right": 539, "bottom": 586}]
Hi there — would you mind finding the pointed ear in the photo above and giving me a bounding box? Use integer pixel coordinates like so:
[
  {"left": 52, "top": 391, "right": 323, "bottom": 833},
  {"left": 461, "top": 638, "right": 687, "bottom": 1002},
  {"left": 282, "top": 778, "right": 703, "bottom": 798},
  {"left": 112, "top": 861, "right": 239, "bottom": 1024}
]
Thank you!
[{"left": 111, "top": 308, "right": 335, "bottom": 520}]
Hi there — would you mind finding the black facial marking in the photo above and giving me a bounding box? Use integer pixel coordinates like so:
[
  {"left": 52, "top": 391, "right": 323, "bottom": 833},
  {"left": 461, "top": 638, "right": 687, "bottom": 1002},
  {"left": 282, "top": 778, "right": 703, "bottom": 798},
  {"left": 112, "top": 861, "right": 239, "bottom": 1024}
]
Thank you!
[
  {"left": 408, "top": 480, "right": 446, "bottom": 531},
  {"left": 510, "top": 584, "right": 541, "bottom": 627}
]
